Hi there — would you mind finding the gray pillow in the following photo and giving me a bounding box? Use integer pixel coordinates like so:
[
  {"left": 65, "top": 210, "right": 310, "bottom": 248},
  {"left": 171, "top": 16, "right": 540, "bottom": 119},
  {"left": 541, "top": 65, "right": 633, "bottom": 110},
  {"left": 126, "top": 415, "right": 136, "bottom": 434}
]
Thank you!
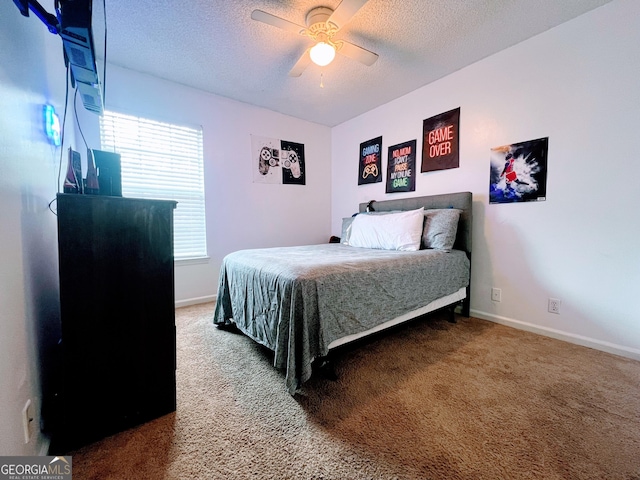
[{"left": 422, "top": 209, "right": 461, "bottom": 252}]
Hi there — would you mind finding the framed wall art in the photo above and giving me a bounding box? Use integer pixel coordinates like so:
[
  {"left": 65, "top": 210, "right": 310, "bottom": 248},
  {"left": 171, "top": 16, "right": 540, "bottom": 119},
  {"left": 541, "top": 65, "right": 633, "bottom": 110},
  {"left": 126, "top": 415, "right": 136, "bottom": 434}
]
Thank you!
[
  {"left": 386, "top": 139, "right": 416, "bottom": 193},
  {"left": 421, "top": 107, "right": 460, "bottom": 173},
  {"left": 252, "top": 135, "right": 305, "bottom": 185},
  {"left": 489, "top": 137, "right": 548, "bottom": 204},
  {"left": 358, "top": 136, "right": 383, "bottom": 185}
]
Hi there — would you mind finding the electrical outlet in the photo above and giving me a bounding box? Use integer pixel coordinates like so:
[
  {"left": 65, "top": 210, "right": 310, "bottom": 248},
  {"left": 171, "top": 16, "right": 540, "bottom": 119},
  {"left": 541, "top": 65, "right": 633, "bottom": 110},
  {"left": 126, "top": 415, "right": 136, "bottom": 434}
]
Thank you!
[
  {"left": 22, "top": 399, "right": 33, "bottom": 444},
  {"left": 548, "top": 298, "right": 561, "bottom": 314},
  {"left": 491, "top": 287, "right": 502, "bottom": 302}
]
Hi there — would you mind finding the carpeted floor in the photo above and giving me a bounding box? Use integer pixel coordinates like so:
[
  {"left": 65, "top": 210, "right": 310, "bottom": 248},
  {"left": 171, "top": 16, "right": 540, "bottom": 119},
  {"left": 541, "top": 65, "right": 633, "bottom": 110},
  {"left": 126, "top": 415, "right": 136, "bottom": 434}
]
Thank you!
[{"left": 69, "top": 302, "right": 640, "bottom": 479}]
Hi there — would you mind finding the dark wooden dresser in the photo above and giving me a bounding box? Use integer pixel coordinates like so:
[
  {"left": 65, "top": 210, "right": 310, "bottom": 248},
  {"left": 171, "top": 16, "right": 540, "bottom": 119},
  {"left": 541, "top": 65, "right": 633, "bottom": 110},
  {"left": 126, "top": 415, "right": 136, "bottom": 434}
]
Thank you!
[{"left": 54, "top": 193, "right": 177, "bottom": 452}]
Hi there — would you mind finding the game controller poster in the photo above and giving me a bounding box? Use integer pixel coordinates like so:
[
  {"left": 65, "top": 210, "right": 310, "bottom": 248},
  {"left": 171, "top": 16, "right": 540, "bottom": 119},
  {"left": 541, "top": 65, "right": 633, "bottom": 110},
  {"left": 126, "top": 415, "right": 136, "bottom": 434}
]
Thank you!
[
  {"left": 489, "top": 137, "right": 548, "bottom": 204},
  {"left": 386, "top": 139, "right": 416, "bottom": 194},
  {"left": 252, "top": 135, "right": 305, "bottom": 185},
  {"left": 421, "top": 107, "right": 460, "bottom": 173},
  {"left": 358, "top": 136, "right": 382, "bottom": 185}
]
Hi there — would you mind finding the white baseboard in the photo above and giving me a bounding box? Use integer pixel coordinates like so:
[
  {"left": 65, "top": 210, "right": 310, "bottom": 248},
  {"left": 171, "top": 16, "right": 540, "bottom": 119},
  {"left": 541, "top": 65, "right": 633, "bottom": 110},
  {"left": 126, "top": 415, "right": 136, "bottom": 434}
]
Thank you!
[
  {"left": 170, "top": 300, "right": 640, "bottom": 361},
  {"left": 175, "top": 295, "right": 216, "bottom": 309},
  {"left": 471, "top": 309, "right": 640, "bottom": 362}
]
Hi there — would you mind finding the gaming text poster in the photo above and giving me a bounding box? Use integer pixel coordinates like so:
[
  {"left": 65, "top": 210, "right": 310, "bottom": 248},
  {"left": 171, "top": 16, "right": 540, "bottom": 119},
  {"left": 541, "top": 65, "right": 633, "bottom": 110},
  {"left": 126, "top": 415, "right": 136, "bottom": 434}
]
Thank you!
[
  {"left": 489, "top": 137, "right": 548, "bottom": 204},
  {"left": 251, "top": 135, "right": 305, "bottom": 185},
  {"left": 421, "top": 107, "right": 460, "bottom": 173},
  {"left": 358, "top": 136, "right": 383, "bottom": 185},
  {"left": 386, "top": 139, "right": 416, "bottom": 194}
]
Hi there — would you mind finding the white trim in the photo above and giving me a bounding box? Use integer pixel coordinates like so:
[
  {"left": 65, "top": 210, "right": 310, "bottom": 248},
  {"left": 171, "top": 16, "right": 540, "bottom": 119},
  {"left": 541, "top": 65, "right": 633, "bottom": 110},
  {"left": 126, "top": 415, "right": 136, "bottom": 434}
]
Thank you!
[
  {"left": 175, "top": 256, "right": 210, "bottom": 267},
  {"left": 39, "top": 436, "right": 51, "bottom": 456},
  {"left": 175, "top": 295, "right": 216, "bottom": 309},
  {"left": 472, "top": 310, "right": 640, "bottom": 362}
]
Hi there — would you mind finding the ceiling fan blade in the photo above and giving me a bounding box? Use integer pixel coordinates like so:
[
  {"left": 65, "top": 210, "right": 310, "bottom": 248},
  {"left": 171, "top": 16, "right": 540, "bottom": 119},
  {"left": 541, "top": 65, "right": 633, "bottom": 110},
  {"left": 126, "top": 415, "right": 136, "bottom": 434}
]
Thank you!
[
  {"left": 327, "top": 0, "right": 369, "bottom": 30},
  {"left": 251, "top": 10, "right": 306, "bottom": 35},
  {"left": 289, "top": 49, "right": 312, "bottom": 77},
  {"left": 337, "top": 40, "right": 378, "bottom": 66}
]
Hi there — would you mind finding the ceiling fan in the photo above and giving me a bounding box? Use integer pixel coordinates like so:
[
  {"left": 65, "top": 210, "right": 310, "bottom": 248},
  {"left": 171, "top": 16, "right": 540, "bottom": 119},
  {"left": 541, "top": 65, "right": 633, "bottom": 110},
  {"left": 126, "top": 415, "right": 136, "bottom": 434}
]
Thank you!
[{"left": 251, "top": 0, "right": 379, "bottom": 77}]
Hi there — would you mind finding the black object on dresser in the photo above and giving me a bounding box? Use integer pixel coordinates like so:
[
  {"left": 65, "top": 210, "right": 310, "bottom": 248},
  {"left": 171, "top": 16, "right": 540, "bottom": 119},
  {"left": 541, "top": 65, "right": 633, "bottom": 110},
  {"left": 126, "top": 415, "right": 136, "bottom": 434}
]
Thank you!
[{"left": 54, "top": 194, "right": 177, "bottom": 452}]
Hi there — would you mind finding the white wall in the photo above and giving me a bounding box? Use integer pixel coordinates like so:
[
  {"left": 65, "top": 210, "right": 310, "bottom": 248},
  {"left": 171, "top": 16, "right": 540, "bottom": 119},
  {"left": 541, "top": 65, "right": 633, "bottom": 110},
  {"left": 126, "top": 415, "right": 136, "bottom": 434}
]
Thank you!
[
  {"left": 0, "top": 1, "right": 69, "bottom": 455},
  {"left": 331, "top": 0, "right": 640, "bottom": 358},
  {"left": 75, "top": 65, "right": 332, "bottom": 305}
]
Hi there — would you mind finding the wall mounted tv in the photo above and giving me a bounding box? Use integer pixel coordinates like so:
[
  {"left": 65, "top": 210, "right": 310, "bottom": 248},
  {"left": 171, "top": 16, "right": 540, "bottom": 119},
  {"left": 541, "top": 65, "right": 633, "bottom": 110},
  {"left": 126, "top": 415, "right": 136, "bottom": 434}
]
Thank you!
[{"left": 14, "top": 0, "right": 103, "bottom": 114}]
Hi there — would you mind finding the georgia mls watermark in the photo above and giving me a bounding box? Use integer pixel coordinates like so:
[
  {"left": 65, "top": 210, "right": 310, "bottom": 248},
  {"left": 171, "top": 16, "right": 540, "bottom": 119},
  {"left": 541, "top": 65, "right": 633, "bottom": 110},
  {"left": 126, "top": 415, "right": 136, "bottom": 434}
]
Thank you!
[{"left": 0, "top": 456, "right": 72, "bottom": 480}]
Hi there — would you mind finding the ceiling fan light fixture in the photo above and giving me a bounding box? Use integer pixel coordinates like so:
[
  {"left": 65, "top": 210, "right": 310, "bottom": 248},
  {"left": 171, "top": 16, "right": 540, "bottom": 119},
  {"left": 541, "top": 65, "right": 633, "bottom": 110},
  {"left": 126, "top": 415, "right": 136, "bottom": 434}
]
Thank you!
[{"left": 310, "top": 41, "right": 336, "bottom": 67}]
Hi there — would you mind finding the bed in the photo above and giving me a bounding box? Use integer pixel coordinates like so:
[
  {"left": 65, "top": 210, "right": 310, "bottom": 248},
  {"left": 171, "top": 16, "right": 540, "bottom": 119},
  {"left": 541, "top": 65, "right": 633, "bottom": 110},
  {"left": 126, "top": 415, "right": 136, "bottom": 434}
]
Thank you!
[{"left": 213, "top": 191, "right": 472, "bottom": 394}]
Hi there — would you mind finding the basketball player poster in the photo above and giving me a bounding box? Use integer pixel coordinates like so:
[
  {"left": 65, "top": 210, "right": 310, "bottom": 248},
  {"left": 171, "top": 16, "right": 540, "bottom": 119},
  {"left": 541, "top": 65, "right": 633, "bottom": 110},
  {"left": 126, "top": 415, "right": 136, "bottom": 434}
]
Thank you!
[
  {"left": 489, "top": 137, "right": 548, "bottom": 204},
  {"left": 358, "top": 136, "right": 382, "bottom": 185}
]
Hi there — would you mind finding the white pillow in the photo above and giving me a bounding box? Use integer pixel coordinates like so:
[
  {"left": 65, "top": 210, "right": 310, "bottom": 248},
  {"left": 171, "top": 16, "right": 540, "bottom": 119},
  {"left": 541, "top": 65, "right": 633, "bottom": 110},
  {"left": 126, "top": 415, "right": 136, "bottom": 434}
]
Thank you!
[
  {"left": 340, "top": 211, "right": 399, "bottom": 245},
  {"left": 348, "top": 208, "right": 424, "bottom": 251}
]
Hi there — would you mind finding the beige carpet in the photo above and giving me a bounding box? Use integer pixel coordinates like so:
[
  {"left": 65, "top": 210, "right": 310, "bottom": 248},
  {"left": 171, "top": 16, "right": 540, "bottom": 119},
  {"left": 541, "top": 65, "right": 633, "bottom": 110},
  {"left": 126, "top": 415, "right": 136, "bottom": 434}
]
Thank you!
[{"left": 69, "top": 303, "right": 640, "bottom": 479}]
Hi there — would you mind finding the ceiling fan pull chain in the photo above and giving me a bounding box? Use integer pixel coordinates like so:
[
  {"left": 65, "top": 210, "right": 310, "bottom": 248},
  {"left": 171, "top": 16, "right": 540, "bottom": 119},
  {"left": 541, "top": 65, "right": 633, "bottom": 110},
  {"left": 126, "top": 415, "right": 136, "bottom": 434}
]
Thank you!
[{"left": 320, "top": 72, "right": 324, "bottom": 88}]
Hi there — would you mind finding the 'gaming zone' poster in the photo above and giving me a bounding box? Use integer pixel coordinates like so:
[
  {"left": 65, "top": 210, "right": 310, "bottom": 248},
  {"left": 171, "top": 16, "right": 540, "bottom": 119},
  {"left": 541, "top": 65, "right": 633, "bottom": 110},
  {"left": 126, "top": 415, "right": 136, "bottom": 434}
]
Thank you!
[
  {"left": 252, "top": 135, "right": 305, "bottom": 185},
  {"left": 358, "top": 136, "right": 383, "bottom": 185},
  {"left": 489, "top": 137, "right": 548, "bottom": 204}
]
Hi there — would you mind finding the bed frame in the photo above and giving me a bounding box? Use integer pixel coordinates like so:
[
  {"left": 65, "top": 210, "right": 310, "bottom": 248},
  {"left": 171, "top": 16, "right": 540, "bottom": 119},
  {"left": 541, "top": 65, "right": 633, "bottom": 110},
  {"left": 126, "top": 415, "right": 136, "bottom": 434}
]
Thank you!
[
  {"left": 358, "top": 191, "right": 472, "bottom": 317},
  {"left": 216, "top": 191, "right": 473, "bottom": 391},
  {"left": 314, "top": 192, "right": 473, "bottom": 379}
]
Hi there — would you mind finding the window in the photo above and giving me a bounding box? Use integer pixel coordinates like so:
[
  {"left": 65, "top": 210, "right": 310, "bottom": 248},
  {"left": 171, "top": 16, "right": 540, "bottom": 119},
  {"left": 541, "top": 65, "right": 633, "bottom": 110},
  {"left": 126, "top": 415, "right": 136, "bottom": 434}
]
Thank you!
[{"left": 100, "top": 111, "right": 207, "bottom": 260}]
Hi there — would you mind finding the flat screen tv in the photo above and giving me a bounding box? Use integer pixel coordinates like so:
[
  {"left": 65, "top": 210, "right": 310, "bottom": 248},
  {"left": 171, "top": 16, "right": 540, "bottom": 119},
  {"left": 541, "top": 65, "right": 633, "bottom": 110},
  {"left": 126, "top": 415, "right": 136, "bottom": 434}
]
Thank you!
[{"left": 13, "top": 0, "right": 103, "bottom": 114}]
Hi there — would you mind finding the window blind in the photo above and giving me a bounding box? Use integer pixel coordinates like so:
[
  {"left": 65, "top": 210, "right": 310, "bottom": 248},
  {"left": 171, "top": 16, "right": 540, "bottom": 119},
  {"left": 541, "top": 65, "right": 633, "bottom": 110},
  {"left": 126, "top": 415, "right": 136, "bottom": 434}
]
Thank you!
[{"left": 100, "top": 111, "right": 207, "bottom": 260}]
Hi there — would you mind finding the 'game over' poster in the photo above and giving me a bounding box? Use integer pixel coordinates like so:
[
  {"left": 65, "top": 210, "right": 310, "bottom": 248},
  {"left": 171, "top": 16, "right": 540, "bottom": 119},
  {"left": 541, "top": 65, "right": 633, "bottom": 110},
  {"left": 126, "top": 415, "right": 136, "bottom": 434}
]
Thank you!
[{"left": 421, "top": 108, "right": 460, "bottom": 173}]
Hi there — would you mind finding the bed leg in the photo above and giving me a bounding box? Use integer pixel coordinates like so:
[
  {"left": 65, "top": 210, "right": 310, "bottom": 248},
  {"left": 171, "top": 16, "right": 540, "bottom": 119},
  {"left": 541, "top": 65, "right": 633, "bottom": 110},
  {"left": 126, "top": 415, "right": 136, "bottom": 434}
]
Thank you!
[
  {"left": 447, "top": 304, "right": 457, "bottom": 323},
  {"left": 317, "top": 358, "right": 338, "bottom": 381},
  {"left": 461, "top": 286, "right": 471, "bottom": 317}
]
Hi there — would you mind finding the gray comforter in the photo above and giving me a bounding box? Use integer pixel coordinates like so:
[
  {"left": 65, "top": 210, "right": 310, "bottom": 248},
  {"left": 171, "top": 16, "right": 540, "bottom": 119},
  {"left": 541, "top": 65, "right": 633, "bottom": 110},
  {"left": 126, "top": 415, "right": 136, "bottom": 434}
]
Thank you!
[{"left": 213, "top": 243, "right": 470, "bottom": 394}]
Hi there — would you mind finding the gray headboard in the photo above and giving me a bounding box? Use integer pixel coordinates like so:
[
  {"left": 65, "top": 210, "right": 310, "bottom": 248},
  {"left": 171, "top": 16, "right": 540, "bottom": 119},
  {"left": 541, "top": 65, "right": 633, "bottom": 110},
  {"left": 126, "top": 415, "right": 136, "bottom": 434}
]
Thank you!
[{"left": 358, "top": 191, "right": 473, "bottom": 257}]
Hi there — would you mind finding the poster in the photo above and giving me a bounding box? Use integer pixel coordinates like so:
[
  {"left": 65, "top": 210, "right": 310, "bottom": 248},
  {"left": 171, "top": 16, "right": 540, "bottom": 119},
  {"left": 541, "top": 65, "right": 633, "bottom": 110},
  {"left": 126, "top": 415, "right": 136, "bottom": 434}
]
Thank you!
[
  {"left": 251, "top": 135, "right": 305, "bottom": 185},
  {"left": 489, "top": 137, "right": 548, "bottom": 204},
  {"left": 358, "top": 136, "right": 382, "bottom": 185},
  {"left": 421, "top": 107, "right": 460, "bottom": 173},
  {"left": 386, "top": 139, "right": 416, "bottom": 193}
]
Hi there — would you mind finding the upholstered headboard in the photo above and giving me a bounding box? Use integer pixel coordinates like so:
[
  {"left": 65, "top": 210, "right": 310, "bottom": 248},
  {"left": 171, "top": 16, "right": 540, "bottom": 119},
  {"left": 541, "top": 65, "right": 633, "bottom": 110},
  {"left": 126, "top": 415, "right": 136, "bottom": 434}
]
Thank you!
[{"left": 358, "top": 191, "right": 473, "bottom": 257}]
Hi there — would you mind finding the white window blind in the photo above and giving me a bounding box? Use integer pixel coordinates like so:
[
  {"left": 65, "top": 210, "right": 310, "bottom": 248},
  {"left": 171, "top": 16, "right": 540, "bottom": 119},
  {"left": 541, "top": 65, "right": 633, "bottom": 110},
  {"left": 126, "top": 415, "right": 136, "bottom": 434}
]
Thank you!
[{"left": 100, "top": 111, "right": 207, "bottom": 260}]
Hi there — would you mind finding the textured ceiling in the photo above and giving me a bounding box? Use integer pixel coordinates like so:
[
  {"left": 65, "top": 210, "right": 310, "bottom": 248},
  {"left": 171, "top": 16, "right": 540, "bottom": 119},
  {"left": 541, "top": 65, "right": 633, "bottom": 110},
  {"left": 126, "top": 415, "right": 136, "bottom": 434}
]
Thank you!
[{"left": 92, "top": 0, "right": 613, "bottom": 127}]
